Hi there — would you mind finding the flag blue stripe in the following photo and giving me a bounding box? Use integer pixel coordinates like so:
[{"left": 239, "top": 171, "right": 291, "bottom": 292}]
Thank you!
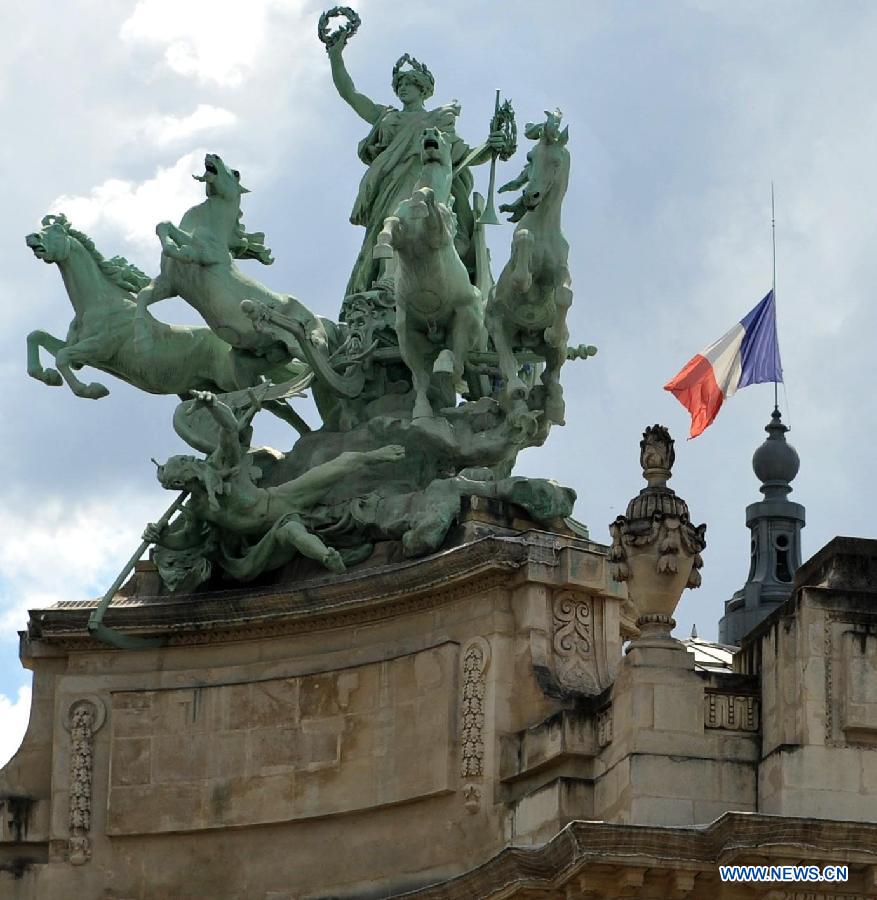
[{"left": 738, "top": 290, "right": 783, "bottom": 388}]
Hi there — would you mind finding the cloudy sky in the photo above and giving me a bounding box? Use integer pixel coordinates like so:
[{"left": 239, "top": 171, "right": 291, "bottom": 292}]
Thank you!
[{"left": 1, "top": 0, "right": 875, "bottom": 765}]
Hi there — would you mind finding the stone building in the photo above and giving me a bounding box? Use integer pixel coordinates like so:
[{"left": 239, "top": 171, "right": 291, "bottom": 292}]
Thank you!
[{"left": 1, "top": 426, "right": 876, "bottom": 899}]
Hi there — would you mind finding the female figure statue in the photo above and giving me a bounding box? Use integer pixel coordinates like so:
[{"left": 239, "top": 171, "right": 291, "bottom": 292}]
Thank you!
[{"left": 326, "top": 30, "right": 504, "bottom": 299}]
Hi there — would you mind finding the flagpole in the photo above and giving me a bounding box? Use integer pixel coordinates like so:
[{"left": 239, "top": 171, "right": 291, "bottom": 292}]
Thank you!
[{"left": 771, "top": 182, "right": 778, "bottom": 412}]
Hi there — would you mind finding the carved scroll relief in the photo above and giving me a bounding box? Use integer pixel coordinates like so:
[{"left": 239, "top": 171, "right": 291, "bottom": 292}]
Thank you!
[
  {"left": 552, "top": 590, "right": 605, "bottom": 694},
  {"left": 548, "top": 590, "right": 620, "bottom": 696},
  {"left": 63, "top": 695, "right": 106, "bottom": 865},
  {"left": 460, "top": 637, "right": 490, "bottom": 813}
]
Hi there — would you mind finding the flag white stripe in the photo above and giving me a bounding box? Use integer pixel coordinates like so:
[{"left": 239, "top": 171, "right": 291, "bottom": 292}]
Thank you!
[{"left": 702, "top": 323, "right": 745, "bottom": 399}]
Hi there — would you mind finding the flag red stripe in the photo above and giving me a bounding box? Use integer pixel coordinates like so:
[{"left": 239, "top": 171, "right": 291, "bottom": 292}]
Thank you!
[{"left": 664, "top": 353, "right": 725, "bottom": 438}]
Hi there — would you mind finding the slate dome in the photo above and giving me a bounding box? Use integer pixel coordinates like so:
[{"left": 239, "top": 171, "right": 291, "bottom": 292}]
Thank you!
[{"left": 752, "top": 408, "right": 799, "bottom": 488}]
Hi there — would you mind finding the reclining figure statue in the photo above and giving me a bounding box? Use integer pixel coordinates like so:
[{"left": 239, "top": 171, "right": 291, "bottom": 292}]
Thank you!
[{"left": 145, "top": 390, "right": 405, "bottom": 588}]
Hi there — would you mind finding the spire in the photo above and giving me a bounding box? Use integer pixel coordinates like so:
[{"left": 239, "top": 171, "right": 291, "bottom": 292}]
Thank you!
[{"left": 718, "top": 407, "right": 806, "bottom": 646}]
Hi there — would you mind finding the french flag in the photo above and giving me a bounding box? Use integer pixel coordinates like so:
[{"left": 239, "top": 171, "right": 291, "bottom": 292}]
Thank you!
[{"left": 664, "top": 291, "right": 783, "bottom": 438}]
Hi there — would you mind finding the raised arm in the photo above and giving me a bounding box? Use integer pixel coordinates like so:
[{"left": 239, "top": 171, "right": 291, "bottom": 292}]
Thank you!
[
  {"left": 327, "top": 33, "right": 382, "bottom": 125},
  {"left": 190, "top": 391, "right": 244, "bottom": 468}
]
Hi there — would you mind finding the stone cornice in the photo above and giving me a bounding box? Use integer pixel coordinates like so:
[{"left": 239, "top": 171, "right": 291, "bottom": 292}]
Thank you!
[
  {"left": 26, "top": 532, "right": 604, "bottom": 650},
  {"left": 396, "top": 814, "right": 877, "bottom": 898}
]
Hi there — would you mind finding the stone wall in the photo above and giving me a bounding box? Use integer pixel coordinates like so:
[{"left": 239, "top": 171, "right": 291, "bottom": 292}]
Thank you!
[
  {"left": 739, "top": 537, "right": 877, "bottom": 822},
  {"left": 1, "top": 533, "right": 875, "bottom": 898},
  {"left": 0, "top": 532, "right": 629, "bottom": 898}
]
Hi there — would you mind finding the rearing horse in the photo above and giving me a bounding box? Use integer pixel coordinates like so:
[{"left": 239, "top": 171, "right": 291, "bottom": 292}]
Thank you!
[
  {"left": 25, "top": 214, "right": 244, "bottom": 400},
  {"left": 374, "top": 128, "right": 485, "bottom": 419},
  {"left": 486, "top": 110, "right": 572, "bottom": 426},
  {"left": 134, "top": 153, "right": 326, "bottom": 362}
]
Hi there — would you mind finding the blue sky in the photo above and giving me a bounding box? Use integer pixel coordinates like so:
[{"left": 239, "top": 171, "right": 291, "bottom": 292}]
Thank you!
[{"left": 1, "top": 0, "right": 876, "bottom": 764}]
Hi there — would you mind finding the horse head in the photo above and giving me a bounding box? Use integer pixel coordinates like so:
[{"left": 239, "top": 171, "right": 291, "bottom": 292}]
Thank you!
[
  {"left": 26, "top": 214, "right": 73, "bottom": 264},
  {"left": 499, "top": 110, "right": 570, "bottom": 221},
  {"left": 27, "top": 213, "right": 149, "bottom": 295},
  {"left": 420, "top": 127, "right": 452, "bottom": 169},
  {"left": 193, "top": 153, "right": 250, "bottom": 202},
  {"left": 521, "top": 110, "right": 569, "bottom": 212},
  {"left": 414, "top": 128, "right": 454, "bottom": 208}
]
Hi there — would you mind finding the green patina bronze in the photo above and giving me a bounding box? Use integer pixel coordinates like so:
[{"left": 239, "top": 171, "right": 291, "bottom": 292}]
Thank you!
[
  {"left": 133, "top": 153, "right": 327, "bottom": 358},
  {"left": 323, "top": 9, "right": 507, "bottom": 299},
  {"left": 26, "top": 7, "right": 597, "bottom": 604},
  {"left": 375, "top": 127, "right": 487, "bottom": 419},
  {"left": 488, "top": 110, "right": 573, "bottom": 427},
  {"left": 26, "top": 214, "right": 306, "bottom": 403}
]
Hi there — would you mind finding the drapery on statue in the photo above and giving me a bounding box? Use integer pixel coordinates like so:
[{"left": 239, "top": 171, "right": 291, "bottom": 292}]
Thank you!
[{"left": 322, "top": 9, "right": 506, "bottom": 298}]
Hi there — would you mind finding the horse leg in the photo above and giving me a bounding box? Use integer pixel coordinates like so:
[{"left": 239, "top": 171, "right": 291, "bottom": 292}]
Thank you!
[
  {"left": 374, "top": 216, "right": 400, "bottom": 261},
  {"left": 448, "top": 300, "right": 481, "bottom": 396},
  {"left": 156, "top": 222, "right": 206, "bottom": 264},
  {"left": 407, "top": 187, "right": 433, "bottom": 221},
  {"left": 540, "top": 342, "right": 566, "bottom": 425},
  {"left": 134, "top": 272, "right": 174, "bottom": 349},
  {"left": 54, "top": 336, "right": 112, "bottom": 399},
  {"left": 486, "top": 307, "right": 527, "bottom": 399},
  {"left": 510, "top": 229, "right": 534, "bottom": 294},
  {"left": 543, "top": 282, "right": 572, "bottom": 349},
  {"left": 541, "top": 283, "right": 572, "bottom": 425},
  {"left": 26, "top": 330, "right": 65, "bottom": 387},
  {"left": 397, "top": 308, "right": 434, "bottom": 419},
  {"left": 157, "top": 221, "right": 190, "bottom": 248}
]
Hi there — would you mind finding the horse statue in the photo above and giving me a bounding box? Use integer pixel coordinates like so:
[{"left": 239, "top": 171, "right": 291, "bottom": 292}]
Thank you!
[
  {"left": 26, "top": 214, "right": 313, "bottom": 442},
  {"left": 26, "top": 214, "right": 249, "bottom": 400},
  {"left": 134, "top": 153, "right": 327, "bottom": 362},
  {"left": 373, "top": 128, "right": 486, "bottom": 419},
  {"left": 486, "top": 109, "right": 572, "bottom": 425}
]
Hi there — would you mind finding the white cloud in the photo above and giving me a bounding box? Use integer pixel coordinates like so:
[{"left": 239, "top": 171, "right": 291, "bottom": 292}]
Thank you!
[
  {"left": 120, "top": 0, "right": 300, "bottom": 86},
  {"left": 0, "top": 494, "right": 162, "bottom": 635},
  {"left": 0, "top": 685, "right": 32, "bottom": 769},
  {"left": 143, "top": 104, "right": 237, "bottom": 147},
  {"left": 48, "top": 150, "right": 207, "bottom": 252}
]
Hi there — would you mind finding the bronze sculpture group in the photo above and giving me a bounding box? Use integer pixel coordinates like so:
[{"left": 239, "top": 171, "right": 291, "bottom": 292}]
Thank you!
[{"left": 25, "top": 7, "right": 596, "bottom": 594}]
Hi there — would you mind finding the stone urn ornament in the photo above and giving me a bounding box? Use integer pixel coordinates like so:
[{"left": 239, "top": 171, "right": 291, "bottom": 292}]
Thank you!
[{"left": 608, "top": 425, "right": 706, "bottom": 644}]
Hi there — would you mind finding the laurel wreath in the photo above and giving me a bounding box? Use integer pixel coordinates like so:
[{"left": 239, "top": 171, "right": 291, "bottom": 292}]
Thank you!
[
  {"left": 318, "top": 7, "right": 361, "bottom": 48},
  {"left": 492, "top": 99, "right": 518, "bottom": 162}
]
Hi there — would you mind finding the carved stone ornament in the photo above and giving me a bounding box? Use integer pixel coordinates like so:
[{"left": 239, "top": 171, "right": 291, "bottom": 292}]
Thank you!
[
  {"left": 552, "top": 591, "right": 596, "bottom": 694},
  {"left": 462, "top": 784, "right": 481, "bottom": 815},
  {"left": 596, "top": 706, "right": 613, "bottom": 748},
  {"left": 547, "top": 588, "right": 620, "bottom": 697},
  {"left": 460, "top": 638, "right": 490, "bottom": 781},
  {"left": 63, "top": 696, "right": 106, "bottom": 866},
  {"left": 608, "top": 425, "right": 706, "bottom": 642},
  {"left": 704, "top": 692, "right": 759, "bottom": 732}
]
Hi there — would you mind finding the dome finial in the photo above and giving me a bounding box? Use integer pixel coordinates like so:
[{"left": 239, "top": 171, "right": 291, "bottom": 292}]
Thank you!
[{"left": 752, "top": 406, "right": 799, "bottom": 498}]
